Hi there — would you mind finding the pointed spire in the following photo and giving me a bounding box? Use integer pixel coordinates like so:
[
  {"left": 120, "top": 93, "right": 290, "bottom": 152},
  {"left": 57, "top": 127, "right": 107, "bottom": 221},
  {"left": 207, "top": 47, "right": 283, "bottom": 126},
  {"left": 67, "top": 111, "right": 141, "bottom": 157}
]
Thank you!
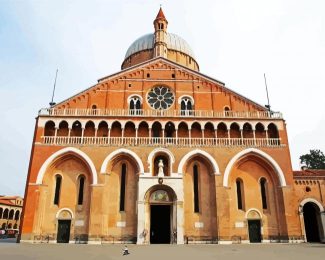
[{"left": 156, "top": 7, "right": 166, "bottom": 20}]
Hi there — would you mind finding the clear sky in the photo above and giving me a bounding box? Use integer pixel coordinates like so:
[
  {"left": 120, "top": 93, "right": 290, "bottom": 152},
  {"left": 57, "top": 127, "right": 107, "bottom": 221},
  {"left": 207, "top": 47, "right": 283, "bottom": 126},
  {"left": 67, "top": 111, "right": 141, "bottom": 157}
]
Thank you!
[{"left": 0, "top": 0, "right": 324, "bottom": 196}]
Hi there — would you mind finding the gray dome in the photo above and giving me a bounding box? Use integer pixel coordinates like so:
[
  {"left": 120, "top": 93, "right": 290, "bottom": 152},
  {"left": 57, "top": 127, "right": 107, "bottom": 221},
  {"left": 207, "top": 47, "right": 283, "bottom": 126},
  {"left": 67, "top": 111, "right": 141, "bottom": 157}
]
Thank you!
[{"left": 124, "top": 33, "right": 196, "bottom": 59}]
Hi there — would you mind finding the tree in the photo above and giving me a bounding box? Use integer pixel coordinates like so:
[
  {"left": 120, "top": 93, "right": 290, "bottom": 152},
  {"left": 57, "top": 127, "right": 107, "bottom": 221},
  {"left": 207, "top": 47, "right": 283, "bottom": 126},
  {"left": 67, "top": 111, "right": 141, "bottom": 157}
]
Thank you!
[{"left": 299, "top": 149, "right": 325, "bottom": 169}]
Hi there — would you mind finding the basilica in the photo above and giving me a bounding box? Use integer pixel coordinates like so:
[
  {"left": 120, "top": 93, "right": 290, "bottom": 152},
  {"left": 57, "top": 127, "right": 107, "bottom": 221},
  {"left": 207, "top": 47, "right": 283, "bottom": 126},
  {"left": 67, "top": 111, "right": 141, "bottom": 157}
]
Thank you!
[{"left": 20, "top": 8, "right": 325, "bottom": 244}]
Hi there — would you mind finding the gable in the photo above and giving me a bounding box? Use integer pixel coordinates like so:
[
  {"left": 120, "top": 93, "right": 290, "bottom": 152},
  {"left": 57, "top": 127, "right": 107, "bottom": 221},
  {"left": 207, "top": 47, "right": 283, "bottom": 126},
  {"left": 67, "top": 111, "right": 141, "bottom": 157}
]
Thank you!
[{"left": 53, "top": 57, "right": 267, "bottom": 113}]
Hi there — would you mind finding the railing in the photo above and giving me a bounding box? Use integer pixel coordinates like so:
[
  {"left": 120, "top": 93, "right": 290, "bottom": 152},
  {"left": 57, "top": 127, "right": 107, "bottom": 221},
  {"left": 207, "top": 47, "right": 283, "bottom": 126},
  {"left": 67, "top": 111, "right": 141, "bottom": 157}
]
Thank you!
[
  {"left": 41, "top": 136, "right": 283, "bottom": 148},
  {"left": 39, "top": 108, "right": 282, "bottom": 119}
]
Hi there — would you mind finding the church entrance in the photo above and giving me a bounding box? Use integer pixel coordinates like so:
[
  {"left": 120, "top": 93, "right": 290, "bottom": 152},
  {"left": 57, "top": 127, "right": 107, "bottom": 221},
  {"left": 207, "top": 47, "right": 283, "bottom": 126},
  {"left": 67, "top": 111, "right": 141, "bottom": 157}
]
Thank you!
[
  {"left": 303, "top": 202, "right": 321, "bottom": 242},
  {"left": 57, "top": 220, "right": 71, "bottom": 243},
  {"left": 150, "top": 205, "right": 171, "bottom": 244}
]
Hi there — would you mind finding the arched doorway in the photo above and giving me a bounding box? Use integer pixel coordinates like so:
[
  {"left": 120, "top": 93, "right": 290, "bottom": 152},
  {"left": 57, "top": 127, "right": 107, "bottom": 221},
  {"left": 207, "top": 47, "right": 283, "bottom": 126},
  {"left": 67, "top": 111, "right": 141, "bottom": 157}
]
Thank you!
[
  {"left": 246, "top": 209, "right": 262, "bottom": 243},
  {"left": 147, "top": 187, "right": 176, "bottom": 244},
  {"left": 56, "top": 209, "right": 73, "bottom": 243},
  {"left": 303, "top": 202, "right": 321, "bottom": 242}
]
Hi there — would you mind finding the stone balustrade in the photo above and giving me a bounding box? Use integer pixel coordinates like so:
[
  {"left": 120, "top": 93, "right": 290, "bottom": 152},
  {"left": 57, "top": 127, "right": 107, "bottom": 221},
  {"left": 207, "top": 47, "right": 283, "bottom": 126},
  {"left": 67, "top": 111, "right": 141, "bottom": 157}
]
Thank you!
[
  {"left": 39, "top": 108, "right": 282, "bottom": 119},
  {"left": 41, "top": 136, "right": 283, "bottom": 148}
]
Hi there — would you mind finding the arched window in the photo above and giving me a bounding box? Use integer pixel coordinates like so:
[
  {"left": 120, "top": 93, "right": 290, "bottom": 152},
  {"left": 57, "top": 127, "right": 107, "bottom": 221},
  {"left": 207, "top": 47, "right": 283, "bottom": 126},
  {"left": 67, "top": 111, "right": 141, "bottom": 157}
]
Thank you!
[
  {"left": 1, "top": 223, "right": 5, "bottom": 229},
  {"left": 180, "top": 97, "right": 193, "bottom": 116},
  {"left": 193, "top": 165, "right": 199, "bottom": 213},
  {"left": 120, "top": 163, "right": 127, "bottom": 211},
  {"left": 260, "top": 178, "right": 268, "bottom": 209},
  {"left": 78, "top": 176, "right": 85, "bottom": 205},
  {"left": 0, "top": 208, "right": 3, "bottom": 219},
  {"left": 54, "top": 175, "right": 62, "bottom": 205},
  {"left": 13, "top": 223, "right": 18, "bottom": 229},
  {"left": 236, "top": 178, "right": 244, "bottom": 210},
  {"left": 3, "top": 209, "right": 9, "bottom": 219},
  {"left": 9, "top": 209, "right": 14, "bottom": 220},
  {"left": 8, "top": 223, "right": 12, "bottom": 229},
  {"left": 14, "top": 210, "right": 20, "bottom": 221},
  {"left": 71, "top": 121, "right": 82, "bottom": 137},
  {"left": 44, "top": 121, "right": 56, "bottom": 136},
  {"left": 129, "top": 96, "right": 142, "bottom": 115}
]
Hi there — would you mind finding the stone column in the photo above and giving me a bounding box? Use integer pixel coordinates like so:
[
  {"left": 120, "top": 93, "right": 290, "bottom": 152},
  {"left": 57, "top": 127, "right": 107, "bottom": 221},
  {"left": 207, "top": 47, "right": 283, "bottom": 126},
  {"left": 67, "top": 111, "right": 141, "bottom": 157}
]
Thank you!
[
  {"left": 252, "top": 127, "right": 256, "bottom": 146},
  {"left": 240, "top": 128, "right": 243, "bottom": 146},
  {"left": 54, "top": 127, "right": 58, "bottom": 144},
  {"left": 188, "top": 128, "right": 192, "bottom": 147},
  {"left": 162, "top": 128, "right": 165, "bottom": 145},
  {"left": 135, "top": 127, "right": 138, "bottom": 145}
]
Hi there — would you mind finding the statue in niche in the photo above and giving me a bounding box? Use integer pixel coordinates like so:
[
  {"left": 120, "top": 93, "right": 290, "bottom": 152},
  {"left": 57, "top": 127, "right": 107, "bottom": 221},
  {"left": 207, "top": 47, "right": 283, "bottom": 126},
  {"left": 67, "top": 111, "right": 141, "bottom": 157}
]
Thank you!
[{"left": 158, "top": 159, "right": 164, "bottom": 177}]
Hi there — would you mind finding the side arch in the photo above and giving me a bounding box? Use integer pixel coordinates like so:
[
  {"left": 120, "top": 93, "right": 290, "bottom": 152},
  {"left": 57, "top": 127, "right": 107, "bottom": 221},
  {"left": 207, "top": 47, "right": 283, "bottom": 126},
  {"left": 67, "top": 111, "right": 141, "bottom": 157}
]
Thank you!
[
  {"left": 177, "top": 149, "right": 220, "bottom": 175},
  {"left": 100, "top": 148, "right": 144, "bottom": 174},
  {"left": 36, "top": 147, "right": 98, "bottom": 185},
  {"left": 223, "top": 148, "right": 286, "bottom": 187}
]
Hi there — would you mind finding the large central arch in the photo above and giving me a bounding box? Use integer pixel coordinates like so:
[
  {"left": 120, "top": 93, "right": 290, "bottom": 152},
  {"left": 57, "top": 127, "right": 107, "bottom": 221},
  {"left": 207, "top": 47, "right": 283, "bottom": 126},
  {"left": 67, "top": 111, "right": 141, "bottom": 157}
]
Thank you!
[{"left": 223, "top": 148, "right": 286, "bottom": 187}]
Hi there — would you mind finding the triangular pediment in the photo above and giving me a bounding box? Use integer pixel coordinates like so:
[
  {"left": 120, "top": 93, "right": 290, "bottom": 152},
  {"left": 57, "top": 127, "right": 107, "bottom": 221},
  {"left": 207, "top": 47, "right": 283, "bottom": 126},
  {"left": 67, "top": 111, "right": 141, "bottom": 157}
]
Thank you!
[{"left": 53, "top": 57, "right": 266, "bottom": 112}]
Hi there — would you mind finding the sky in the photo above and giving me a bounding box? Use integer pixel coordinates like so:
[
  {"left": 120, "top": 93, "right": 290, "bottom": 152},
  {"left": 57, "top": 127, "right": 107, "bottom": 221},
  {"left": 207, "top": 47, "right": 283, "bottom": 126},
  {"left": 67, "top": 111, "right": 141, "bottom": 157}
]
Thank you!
[{"left": 0, "top": 0, "right": 324, "bottom": 196}]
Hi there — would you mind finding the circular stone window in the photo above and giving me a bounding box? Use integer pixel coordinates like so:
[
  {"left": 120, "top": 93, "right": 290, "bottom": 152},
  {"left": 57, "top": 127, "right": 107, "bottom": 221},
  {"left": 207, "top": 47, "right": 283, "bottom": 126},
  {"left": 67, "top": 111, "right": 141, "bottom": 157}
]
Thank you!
[{"left": 147, "top": 86, "right": 174, "bottom": 110}]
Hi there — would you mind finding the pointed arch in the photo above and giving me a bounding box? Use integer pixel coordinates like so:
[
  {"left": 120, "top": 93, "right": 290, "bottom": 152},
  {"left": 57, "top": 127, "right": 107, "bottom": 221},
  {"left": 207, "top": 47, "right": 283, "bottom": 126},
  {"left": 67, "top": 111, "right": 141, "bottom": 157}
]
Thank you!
[
  {"left": 100, "top": 148, "right": 144, "bottom": 174},
  {"left": 223, "top": 148, "right": 286, "bottom": 187},
  {"left": 177, "top": 149, "right": 220, "bottom": 175},
  {"left": 36, "top": 147, "right": 98, "bottom": 185}
]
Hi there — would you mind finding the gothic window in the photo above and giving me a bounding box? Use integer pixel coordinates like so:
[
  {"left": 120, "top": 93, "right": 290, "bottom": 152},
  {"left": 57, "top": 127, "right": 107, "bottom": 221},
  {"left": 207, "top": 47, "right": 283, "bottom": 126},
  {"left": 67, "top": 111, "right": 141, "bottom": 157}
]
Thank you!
[
  {"left": 260, "top": 178, "right": 268, "bottom": 209},
  {"left": 120, "top": 163, "right": 127, "bottom": 211},
  {"left": 193, "top": 165, "right": 199, "bottom": 213},
  {"left": 180, "top": 97, "right": 193, "bottom": 115},
  {"left": 54, "top": 175, "right": 62, "bottom": 205},
  {"left": 129, "top": 96, "right": 142, "bottom": 114},
  {"left": 236, "top": 178, "right": 244, "bottom": 210},
  {"left": 147, "top": 86, "right": 174, "bottom": 110},
  {"left": 77, "top": 176, "right": 85, "bottom": 205}
]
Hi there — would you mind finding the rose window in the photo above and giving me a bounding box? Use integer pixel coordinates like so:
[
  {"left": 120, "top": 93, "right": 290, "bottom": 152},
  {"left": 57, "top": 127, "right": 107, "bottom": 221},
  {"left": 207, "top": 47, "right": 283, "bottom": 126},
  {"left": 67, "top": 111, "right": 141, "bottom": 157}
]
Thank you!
[{"left": 147, "top": 86, "right": 174, "bottom": 110}]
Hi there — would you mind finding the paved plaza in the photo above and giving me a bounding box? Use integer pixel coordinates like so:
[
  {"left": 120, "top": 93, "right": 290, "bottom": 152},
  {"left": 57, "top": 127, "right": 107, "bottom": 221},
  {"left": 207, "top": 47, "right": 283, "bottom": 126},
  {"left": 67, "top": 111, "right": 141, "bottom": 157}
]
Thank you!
[{"left": 0, "top": 242, "right": 324, "bottom": 260}]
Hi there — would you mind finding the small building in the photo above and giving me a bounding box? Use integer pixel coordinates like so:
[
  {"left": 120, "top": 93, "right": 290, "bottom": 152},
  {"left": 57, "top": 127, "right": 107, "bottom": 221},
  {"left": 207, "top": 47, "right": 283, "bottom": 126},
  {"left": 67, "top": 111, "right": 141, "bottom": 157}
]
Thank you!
[{"left": 0, "top": 196, "right": 23, "bottom": 230}]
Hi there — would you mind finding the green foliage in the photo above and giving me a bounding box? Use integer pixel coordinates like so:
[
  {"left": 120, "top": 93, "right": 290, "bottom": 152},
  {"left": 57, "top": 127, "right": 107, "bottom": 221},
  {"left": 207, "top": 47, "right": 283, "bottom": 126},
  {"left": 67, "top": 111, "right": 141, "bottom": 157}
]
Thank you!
[{"left": 299, "top": 149, "right": 325, "bottom": 169}]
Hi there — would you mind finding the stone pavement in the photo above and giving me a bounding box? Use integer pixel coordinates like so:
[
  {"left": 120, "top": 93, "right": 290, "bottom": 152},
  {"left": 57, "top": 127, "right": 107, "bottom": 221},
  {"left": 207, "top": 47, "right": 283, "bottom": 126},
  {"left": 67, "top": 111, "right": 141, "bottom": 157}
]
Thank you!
[{"left": 0, "top": 243, "right": 324, "bottom": 260}]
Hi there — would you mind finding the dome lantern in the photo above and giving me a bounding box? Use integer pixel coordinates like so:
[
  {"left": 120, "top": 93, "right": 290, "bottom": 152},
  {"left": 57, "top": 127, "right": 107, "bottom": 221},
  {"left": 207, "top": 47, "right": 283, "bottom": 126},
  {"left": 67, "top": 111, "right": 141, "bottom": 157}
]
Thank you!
[
  {"left": 121, "top": 8, "right": 199, "bottom": 71},
  {"left": 153, "top": 7, "right": 168, "bottom": 58}
]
